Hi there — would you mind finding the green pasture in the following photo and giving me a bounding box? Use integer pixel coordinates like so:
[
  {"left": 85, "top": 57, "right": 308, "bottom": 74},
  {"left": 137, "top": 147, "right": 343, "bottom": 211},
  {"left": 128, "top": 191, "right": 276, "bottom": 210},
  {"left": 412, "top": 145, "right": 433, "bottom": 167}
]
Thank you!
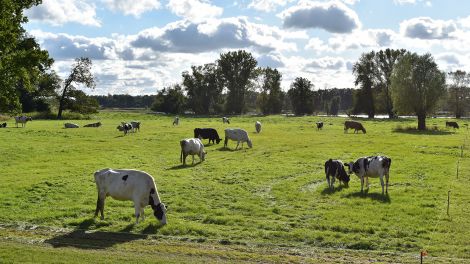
[{"left": 1, "top": 111, "right": 469, "bottom": 262}]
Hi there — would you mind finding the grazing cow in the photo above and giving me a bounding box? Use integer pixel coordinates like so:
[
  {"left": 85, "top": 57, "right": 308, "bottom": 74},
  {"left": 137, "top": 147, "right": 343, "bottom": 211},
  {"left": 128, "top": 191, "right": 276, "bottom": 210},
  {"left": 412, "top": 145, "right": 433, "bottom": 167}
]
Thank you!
[
  {"left": 344, "top": 121, "right": 366, "bottom": 134},
  {"left": 255, "top": 121, "right": 262, "bottom": 133},
  {"left": 446, "top": 121, "right": 459, "bottom": 129},
  {"left": 324, "top": 159, "right": 350, "bottom": 190},
  {"left": 224, "top": 128, "right": 252, "bottom": 149},
  {"left": 14, "top": 116, "right": 32, "bottom": 128},
  {"left": 93, "top": 168, "right": 167, "bottom": 225},
  {"left": 222, "top": 117, "right": 230, "bottom": 124},
  {"left": 173, "top": 116, "right": 179, "bottom": 126},
  {"left": 64, "top": 123, "right": 79, "bottom": 128},
  {"left": 131, "top": 121, "right": 141, "bottom": 132},
  {"left": 180, "top": 138, "right": 206, "bottom": 165},
  {"left": 84, "top": 122, "right": 102, "bottom": 127},
  {"left": 0, "top": 122, "right": 6, "bottom": 128},
  {"left": 316, "top": 122, "right": 324, "bottom": 130},
  {"left": 194, "top": 128, "right": 222, "bottom": 144},
  {"left": 346, "top": 156, "right": 392, "bottom": 194},
  {"left": 117, "top": 123, "right": 132, "bottom": 135}
]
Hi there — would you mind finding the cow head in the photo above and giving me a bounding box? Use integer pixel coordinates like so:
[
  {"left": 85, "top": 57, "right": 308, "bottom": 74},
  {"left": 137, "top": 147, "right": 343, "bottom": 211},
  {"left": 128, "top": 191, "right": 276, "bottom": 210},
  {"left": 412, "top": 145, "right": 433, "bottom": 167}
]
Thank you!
[
  {"left": 345, "top": 162, "right": 354, "bottom": 174},
  {"left": 247, "top": 139, "right": 253, "bottom": 148},
  {"left": 216, "top": 138, "right": 222, "bottom": 144},
  {"left": 152, "top": 203, "right": 168, "bottom": 225},
  {"left": 339, "top": 167, "right": 350, "bottom": 187},
  {"left": 201, "top": 150, "right": 206, "bottom": 161}
]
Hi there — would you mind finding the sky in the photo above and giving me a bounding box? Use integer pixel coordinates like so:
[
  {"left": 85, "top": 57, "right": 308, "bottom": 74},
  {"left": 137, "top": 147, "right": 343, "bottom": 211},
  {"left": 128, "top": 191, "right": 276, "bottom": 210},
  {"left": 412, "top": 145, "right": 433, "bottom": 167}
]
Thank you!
[{"left": 23, "top": 0, "right": 470, "bottom": 95}]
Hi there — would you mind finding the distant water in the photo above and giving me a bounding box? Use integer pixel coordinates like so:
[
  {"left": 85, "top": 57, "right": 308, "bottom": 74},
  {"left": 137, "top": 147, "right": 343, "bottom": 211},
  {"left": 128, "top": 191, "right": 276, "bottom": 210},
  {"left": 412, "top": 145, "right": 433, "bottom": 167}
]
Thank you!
[{"left": 318, "top": 114, "right": 467, "bottom": 119}]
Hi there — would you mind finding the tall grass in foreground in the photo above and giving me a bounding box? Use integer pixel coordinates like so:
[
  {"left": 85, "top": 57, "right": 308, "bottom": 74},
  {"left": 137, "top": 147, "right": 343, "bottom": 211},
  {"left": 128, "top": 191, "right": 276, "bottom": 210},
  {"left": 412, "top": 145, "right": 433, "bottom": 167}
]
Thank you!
[{"left": 0, "top": 112, "right": 469, "bottom": 259}]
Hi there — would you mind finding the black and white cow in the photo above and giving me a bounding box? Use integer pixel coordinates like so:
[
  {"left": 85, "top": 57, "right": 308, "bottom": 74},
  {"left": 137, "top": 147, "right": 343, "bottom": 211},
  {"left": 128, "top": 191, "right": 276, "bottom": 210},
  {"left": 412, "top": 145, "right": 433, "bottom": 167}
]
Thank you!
[
  {"left": 346, "top": 156, "right": 392, "bottom": 194},
  {"left": 117, "top": 123, "right": 133, "bottom": 135},
  {"left": 324, "top": 159, "right": 350, "bottom": 189},
  {"left": 222, "top": 117, "right": 230, "bottom": 124},
  {"left": 94, "top": 168, "right": 167, "bottom": 225},
  {"left": 15, "top": 116, "right": 32, "bottom": 128},
  {"left": 316, "top": 122, "right": 324, "bottom": 130},
  {"left": 194, "top": 128, "right": 222, "bottom": 144},
  {"left": 0, "top": 122, "right": 6, "bottom": 128}
]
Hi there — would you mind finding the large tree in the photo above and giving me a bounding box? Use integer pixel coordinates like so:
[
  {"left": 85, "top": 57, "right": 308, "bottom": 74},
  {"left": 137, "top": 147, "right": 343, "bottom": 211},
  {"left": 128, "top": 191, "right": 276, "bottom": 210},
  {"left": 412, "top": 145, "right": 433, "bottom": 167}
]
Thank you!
[
  {"left": 288, "top": 77, "right": 315, "bottom": 115},
  {"left": 447, "top": 70, "right": 470, "bottom": 118},
  {"left": 257, "top": 67, "right": 283, "bottom": 115},
  {"left": 352, "top": 52, "right": 376, "bottom": 118},
  {"left": 182, "top": 63, "right": 223, "bottom": 115},
  {"left": 57, "top": 57, "right": 96, "bottom": 119},
  {"left": 391, "top": 53, "right": 446, "bottom": 130},
  {"left": 151, "top": 84, "right": 186, "bottom": 114},
  {"left": 0, "top": 0, "right": 53, "bottom": 113},
  {"left": 352, "top": 49, "right": 406, "bottom": 118},
  {"left": 217, "top": 50, "right": 258, "bottom": 114},
  {"left": 20, "top": 70, "right": 61, "bottom": 112},
  {"left": 375, "top": 49, "right": 407, "bottom": 118}
]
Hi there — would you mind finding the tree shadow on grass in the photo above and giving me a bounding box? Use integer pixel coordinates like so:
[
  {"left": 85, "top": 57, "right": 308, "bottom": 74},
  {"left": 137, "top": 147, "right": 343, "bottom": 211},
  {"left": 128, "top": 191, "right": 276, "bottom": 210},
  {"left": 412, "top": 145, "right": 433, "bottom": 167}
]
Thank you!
[
  {"left": 343, "top": 191, "right": 391, "bottom": 203},
  {"left": 320, "top": 185, "right": 348, "bottom": 195},
  {"left": 392, "top": 128, "right": 454, "bottom": 135}
]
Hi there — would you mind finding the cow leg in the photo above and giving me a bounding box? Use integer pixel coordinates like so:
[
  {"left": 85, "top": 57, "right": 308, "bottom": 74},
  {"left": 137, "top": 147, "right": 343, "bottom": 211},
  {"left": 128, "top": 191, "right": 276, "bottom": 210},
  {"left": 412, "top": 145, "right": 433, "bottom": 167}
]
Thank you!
[
  {"left": 140, "top": 204, "right": 145, "bottom": 221},
  {"left": 365, "top": 177, "right": 369, "bottom": 189},
  {"left": 134, "top": 203, "right": 141, "bottom": 224},
  {"left": 361, "top": 176, "right": 364, "bottom": 192},
  {"left": 191, "top": 154, "right": 195, "bottom": 165},
  {"left": 95, "top": 193, "right": 106, "bottom": 220},
  {"left": 183, "top": 153, "right": 187, "bottom": 165},
  {"left": 379, "top": 175, "right": 385, "bottom": 194},
  {"left": 326, "top": 175, "right": 331, "bottom": 189},
  {"left": 235, "top": 141, "right": 240, "bottom": 150}
]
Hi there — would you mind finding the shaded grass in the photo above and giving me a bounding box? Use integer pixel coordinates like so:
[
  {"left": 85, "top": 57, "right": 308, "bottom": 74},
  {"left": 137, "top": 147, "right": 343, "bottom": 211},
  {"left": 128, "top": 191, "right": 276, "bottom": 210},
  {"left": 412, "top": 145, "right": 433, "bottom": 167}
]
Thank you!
[{"left": 0, "top": 112, "right": 469, "bottom": 261}]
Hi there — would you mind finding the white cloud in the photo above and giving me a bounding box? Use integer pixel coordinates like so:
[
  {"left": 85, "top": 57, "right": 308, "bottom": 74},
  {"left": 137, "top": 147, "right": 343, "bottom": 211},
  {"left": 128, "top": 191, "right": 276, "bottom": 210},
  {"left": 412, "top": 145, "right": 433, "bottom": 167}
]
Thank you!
[
  {"left": 257, "top": 53, "right": 285, "bottom": 68},
  {"left": 400, "top": 17, "right": 457, "bottom": 39},
  {"left": 305, "top": 56, "right": 346, "bottom": 70},
  {"left": 248, "top": 0, "right": 291, "bottom": 12},
  {"left": 26, "top": 0, "right": 101, "bottom": 27},
  {"left": 305, "top": 29, "right": 395, "bottom": 53},
  {"left": 131, "top": 17, "right": 297, "bottom": 53},
  {"left": 279, "top": 0, "right": 361, "bottom": 33},
  {"left": 103, "top": 0, "right": 161, "bottom": 17},
  {"left": 167, "top": 0, "right": 223, "bottom": 22}
]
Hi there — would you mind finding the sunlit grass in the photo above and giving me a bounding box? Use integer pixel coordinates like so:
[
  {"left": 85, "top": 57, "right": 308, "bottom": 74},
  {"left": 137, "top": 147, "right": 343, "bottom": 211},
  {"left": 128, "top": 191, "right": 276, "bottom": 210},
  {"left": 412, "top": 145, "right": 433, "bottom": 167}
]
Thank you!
[{"left": 0, "top": 111, "right": 469, "bottom": 259}]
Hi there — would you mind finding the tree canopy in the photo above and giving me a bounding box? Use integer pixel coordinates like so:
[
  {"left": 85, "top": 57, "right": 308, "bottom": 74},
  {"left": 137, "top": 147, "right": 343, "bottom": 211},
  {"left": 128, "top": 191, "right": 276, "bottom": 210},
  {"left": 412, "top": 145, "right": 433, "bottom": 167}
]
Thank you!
[
  {"left": 288, "top": 77, "right": 315, "bottom": 115},
  {"left": 391, "top": 52, "right": 446, "bottom": 130}
]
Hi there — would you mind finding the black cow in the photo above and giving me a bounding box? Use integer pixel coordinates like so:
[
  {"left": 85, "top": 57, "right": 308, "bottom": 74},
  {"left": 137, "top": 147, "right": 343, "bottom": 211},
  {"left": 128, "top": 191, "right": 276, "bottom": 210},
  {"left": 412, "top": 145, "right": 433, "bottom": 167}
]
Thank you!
[
  {"left": 194, "top": 128, "right": 222, "bottom": 144},
  {"left": 324, "top": 159, "right": 350, "bottom": 189},
  {"left": 446, "top": 121, "right": 459, "bottom": 129},
  {"left": 0, "top": 122, "right": 6, "bottom": 128}
]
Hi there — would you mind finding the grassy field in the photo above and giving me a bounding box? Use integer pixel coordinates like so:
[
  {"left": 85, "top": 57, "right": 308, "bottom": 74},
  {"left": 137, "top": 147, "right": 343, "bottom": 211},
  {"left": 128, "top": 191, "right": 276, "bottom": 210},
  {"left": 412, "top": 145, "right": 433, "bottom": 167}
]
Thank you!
[{"left": 1, "top": 111, "right": 469, "bottom": 263}]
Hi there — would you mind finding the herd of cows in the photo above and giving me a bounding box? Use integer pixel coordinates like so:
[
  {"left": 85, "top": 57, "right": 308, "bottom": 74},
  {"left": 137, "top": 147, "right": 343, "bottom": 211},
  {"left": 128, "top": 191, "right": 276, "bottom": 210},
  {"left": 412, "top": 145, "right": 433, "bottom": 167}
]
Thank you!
[{"left": 4, "top": 115, "right": 462, "bottom": 226}]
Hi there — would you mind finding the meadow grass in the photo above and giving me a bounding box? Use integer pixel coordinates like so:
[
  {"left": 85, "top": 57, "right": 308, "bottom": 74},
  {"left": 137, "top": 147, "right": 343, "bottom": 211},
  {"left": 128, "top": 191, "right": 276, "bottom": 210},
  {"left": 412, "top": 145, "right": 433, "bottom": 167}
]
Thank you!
[{"left": 0, "top": 111, "right": 469, "bottom": 262}]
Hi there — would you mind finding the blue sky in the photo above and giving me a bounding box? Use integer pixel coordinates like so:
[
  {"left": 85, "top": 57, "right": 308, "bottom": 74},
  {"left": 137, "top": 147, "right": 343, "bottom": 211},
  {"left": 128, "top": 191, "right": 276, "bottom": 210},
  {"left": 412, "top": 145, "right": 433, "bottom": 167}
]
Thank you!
[{"left": 24, "top": 0, "right": 470, "bottom": 95}]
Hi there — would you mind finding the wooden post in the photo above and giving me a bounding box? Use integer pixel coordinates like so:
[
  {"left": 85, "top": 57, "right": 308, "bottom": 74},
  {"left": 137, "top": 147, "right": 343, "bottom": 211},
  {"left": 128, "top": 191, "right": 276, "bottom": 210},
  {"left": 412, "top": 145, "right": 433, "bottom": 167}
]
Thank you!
[{"left": 447, "top": 191, "right": 451, "bottom": 216}]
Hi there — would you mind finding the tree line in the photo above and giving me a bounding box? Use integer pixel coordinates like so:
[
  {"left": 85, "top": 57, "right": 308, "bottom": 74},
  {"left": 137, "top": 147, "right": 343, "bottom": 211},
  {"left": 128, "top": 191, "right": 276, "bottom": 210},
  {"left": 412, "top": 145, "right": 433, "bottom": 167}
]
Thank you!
[{"left": 2, "top": 1, "right": 470, "bottom": 130}]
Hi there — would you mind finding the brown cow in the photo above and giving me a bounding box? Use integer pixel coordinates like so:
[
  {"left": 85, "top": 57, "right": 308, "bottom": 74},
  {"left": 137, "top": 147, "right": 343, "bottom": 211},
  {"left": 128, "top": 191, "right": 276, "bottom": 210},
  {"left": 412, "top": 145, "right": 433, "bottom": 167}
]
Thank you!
[{"left": 344, "top": 121, "right": 366, "bottom": 134}]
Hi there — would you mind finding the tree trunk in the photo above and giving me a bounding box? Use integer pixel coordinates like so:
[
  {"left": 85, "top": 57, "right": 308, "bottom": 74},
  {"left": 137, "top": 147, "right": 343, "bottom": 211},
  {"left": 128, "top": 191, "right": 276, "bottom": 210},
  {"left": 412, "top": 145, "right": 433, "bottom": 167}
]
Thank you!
[
  {"left": 57, "top": 82, "right": 70, "bottom": 119},
  {"left": 417, "top": 114, "right": 426, "bottom": 130}
]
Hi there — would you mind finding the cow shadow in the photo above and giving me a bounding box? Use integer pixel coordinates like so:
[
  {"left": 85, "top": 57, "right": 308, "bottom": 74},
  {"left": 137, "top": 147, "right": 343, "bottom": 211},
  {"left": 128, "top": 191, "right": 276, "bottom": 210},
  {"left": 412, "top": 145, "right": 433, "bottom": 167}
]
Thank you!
[
  {"left": 320, "top": 185, "right": 348, "bottom": 195},
  {"left": 217, "top": 147, "right": 239, "bottom": 152},
  {"left": 168, "top": 162, "right": 202, "bottom": 170},
  {"left": 343, "top": 191, "right": 391, "bottom": 203},
  {"left": 45, "top": 229, "right": 147, "bottom": 249}
]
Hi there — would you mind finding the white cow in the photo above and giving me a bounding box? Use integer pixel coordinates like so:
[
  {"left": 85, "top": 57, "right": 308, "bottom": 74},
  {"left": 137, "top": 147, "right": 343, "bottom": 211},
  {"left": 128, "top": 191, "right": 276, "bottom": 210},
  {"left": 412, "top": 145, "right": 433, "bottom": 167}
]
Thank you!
[
  {"left": 255, "top": 121, "right": 261, "bottom": 133},
  {"left": 15, "top": 116, "right": 32, "bottom": 128},
  {"left": 94, "top": 168, "right": 167, "bottom": 225},
  {"left": 64, "top": 123, "right": 79, "bottom": 128},
  {"left": 224, "top": 128, "right": 252, "bottom": 149},
  {"left": 222, "top": 117, "right": 230, "bottom": 124},
  {"left": 346, "top": 156, "right": 392, "bottom": 194},
  {"left": 173, "top": 116, "right": 179, "bottom": 126},
  {"left": 180, "top": 138, "right": 206, "bottom": 165}
]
